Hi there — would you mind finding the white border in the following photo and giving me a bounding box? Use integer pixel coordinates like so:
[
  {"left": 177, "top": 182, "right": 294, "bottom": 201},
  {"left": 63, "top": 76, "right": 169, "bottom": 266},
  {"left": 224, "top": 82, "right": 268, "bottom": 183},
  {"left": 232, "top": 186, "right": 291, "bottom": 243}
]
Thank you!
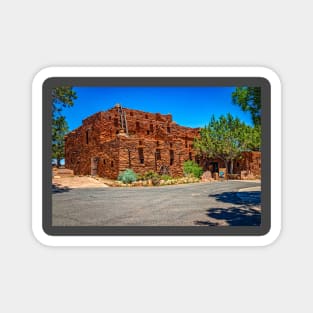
[{"left": 32, "top": 66, "right": 281, "bottom": 246}]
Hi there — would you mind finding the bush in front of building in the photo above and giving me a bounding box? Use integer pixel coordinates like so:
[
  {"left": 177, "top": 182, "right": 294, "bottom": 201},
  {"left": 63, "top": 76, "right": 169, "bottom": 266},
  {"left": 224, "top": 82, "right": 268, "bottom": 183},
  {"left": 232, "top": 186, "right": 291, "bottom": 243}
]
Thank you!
[
  {"left": 117, "top": 169, "right": 137, "bottom": 184},
  {"left": 136, "top": 170, "right": 160, "bottom": 185},
  {"left": 160, "top": 174, "right": 172, "bottom": 181},
  {"left": 143, "top": 170, "right": 159, "bottom": 180},
  {"left": 136, "top": 171, "right": 176, "bottom": 186},
  {"left": 183, "top": 160, "right": 203, "bottom": 179}
]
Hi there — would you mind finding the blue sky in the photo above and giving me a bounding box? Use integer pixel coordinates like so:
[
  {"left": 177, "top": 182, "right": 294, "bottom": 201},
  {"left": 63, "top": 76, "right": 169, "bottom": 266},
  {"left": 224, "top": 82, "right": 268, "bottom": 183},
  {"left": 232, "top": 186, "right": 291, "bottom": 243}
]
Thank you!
[{"left": 62, "top": 86, "right": 253, "bottom": 131}]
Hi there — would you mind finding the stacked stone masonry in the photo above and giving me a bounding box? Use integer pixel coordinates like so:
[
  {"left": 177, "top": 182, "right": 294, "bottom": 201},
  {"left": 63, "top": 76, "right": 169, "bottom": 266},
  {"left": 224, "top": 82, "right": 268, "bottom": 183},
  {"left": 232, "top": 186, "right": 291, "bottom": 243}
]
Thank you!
[{"left": 65, "top": 105, "right": 261, "bottom": 179}]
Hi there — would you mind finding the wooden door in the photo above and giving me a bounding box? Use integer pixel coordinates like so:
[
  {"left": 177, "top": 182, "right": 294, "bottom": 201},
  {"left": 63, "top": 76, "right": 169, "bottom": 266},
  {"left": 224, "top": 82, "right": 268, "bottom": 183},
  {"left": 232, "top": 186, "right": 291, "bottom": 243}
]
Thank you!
[{"left": 91, "top": 157, "right": 98, "bottom": 176}]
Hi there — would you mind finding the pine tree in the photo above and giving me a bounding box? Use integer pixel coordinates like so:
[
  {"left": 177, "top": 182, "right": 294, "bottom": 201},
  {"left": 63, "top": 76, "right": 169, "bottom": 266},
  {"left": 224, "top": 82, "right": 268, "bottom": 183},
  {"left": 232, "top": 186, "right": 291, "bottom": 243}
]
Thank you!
[
  {"left": 232, "top": 87, "right": 261, "bottom": 126},
  {"left": 52, "top": 87, "right": 77, "bottom": 166}
]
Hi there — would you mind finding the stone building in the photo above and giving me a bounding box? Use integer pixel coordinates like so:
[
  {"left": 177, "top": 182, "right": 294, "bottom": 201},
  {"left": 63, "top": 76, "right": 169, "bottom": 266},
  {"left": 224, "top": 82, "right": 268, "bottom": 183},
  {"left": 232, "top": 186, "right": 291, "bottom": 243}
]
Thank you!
[
  {"left": 65, "top": 104, "right": 200, "bottom": 179},
  {"left": 199, "top": 151, "right": 261, "bottom": 180},
  {"left": 64, "top": 104, "right": 261, "bottom": 180}
]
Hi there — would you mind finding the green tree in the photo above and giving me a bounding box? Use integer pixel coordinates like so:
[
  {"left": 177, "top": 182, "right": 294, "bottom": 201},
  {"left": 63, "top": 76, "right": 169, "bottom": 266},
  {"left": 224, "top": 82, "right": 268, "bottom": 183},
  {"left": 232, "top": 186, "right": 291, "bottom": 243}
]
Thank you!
[
  {"left": 247, "top": 124, "right": 261, "bottom": 151},
  {"left": 194, "top": 113, "right": 258, "bottom": 174},
  {"left": 232, "top": 87, "right": 261, "bottom": 126},
  {"left": 52, "top": 86, "right": 77, "bottom": 115},
  {"left": 52, "top": 116, "right": 69, "bottom": 167},
  {"left": 52, "top": 87, "right": 77, "bottom": 166}
]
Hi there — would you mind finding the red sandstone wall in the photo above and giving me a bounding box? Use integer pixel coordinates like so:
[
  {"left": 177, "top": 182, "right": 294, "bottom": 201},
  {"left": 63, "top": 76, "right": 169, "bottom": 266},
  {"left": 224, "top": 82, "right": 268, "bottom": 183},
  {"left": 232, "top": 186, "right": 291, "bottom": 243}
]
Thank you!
[
  {"left": 65, "top": 106, "right": 199, "bottom": 179},
  {"left": 233, "top": 151, "right": 261, "bottom": 177},
  {"left": 117, "top": 136, "right": 192, "bottom": 177}
]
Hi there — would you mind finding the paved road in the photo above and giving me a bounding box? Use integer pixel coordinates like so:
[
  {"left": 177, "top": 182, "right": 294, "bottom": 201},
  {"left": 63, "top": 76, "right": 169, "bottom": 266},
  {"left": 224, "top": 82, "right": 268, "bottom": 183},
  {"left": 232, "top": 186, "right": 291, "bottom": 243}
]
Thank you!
[{"left": 52, "top": 181, "right": 261, "bottom": 226}]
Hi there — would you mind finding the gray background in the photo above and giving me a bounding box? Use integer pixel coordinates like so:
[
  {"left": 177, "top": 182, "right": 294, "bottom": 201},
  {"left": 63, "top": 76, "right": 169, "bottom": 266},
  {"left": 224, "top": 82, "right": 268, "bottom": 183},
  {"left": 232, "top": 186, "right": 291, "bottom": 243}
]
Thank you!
[{"left": 0, "top": 0, "right": 309, "bottom": 312}]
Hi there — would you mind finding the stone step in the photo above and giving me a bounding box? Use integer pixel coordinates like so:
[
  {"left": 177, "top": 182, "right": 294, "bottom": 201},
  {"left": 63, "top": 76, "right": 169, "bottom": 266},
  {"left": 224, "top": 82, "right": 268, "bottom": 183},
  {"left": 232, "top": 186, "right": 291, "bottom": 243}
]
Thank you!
[{"left": 52, "top": 168, "right": 74, "bottom": 177}]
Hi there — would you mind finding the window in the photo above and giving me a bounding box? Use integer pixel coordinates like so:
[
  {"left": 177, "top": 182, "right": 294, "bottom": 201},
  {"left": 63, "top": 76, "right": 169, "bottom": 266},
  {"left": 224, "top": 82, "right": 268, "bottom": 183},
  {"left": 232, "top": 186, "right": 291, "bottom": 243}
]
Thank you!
[
  {"left": 130, "top": 112, "right": 134, "bottom": 116},
  {"left": 189, "top": 152, "right": 192, "bottom": 160},
  {"left": 147, "top": 130, "right": 150, "bottom": 135},
  {"left": 111, "top": 161, "right": 114, "bottom": 167},
  {"left": 170, "top": 150, "right": 174, "bottom": 165},
  {"left": 185, "top": 140, "right": 188, "bottom": 148},
  {"left": 138, "top": 148, "right": 144, "bottom": 164},
  {"left": 156, "top": 149, "right": 161, "bottom": 160},
  {"left": 150, "top": 124, "right": 154, "bottom": 132},
  {"left": 114, "top": 118, "right": 118, "bottom": 127},
  {"left": 103, "top": 159, "right": 106, "bottom": 165},
  {"left": 145, "top": 114, "right": 148, "bottom": 119},
  {"left": 169, "top": 143, "right": 173, "bottom": 148},
  {"left": 86, "top": 130, "right": 89, "bottom": 144},
  {"left": 167, "top": 127, "right": 171, "bottom": 133},
  {"left": 156, "top": 141, "right": 160, "bottom": 146},
  {"left": 136, "top": 121, "right": 140, "bottom": 130},
  {"left": 139, "top": 140, "right": 143, "bottom": 145}
]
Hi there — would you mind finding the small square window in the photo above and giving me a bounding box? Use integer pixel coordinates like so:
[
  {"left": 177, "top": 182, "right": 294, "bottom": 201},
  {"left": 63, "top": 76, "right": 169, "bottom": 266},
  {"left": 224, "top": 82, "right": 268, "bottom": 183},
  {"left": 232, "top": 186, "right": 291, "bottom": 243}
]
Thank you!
[
  {"left": 138, "top": 148, "right": 144, "bottom": 164},
  {"left": 170, "top": 150, "right": 174, "bottom": 165},
  {"left": 156, "top": 149, "right": 161, "bottom": 160}
]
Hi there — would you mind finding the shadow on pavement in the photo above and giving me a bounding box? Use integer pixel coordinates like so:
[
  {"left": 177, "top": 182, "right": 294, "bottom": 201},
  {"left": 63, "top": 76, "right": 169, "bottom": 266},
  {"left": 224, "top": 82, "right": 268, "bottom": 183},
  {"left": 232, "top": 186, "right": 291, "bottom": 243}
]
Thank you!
[
  {"left": 52, "top": 183, "right": 72, "bottom": 194},
  {"left": 194, "top": 206, "right": 261, "bottom": 226},
  {"left": 209, "top": 191, "right": 261, "bottom": 206}
]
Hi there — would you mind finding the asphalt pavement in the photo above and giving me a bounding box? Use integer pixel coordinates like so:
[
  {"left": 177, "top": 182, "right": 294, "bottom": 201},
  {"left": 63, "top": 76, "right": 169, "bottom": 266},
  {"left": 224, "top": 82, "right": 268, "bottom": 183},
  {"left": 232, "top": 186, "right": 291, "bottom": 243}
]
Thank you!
[{"left": 52, "top": 180, "right": 261, "bottom": 226}]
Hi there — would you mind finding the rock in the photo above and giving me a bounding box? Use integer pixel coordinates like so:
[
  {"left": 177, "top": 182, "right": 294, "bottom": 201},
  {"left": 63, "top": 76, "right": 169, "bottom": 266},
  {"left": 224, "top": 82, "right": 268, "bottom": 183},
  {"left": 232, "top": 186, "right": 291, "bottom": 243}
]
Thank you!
[{"left": 201, "top": 171, "right": 212, "bottom": 182}]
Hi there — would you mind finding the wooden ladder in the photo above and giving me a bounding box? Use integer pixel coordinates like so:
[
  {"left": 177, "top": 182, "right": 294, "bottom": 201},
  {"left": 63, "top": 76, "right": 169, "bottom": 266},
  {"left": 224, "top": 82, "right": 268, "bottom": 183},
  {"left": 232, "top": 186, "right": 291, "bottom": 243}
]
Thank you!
[{"left": 117, "top": 105, "right": 128, "bottom": 135}]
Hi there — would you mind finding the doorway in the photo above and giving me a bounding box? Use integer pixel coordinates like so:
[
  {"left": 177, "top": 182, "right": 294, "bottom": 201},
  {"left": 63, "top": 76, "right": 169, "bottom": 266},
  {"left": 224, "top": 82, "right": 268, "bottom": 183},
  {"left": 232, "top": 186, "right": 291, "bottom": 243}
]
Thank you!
[
  {"left": 209, "top": 162, "right": 219, "bottom": 173},
  {"left": 91, "top": 157, "right": 98, "bottom": 176}
]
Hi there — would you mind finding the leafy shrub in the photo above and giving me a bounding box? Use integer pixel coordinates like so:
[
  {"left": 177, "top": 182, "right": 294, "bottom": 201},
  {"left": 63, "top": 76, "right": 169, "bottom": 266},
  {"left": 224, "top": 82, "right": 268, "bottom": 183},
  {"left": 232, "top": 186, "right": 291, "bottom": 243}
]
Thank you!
[
  {"left": 118, "top": 169, "right": 137, "bottom": 184},
  {"left": 160, "top": 174, "right": 172, "bottom": 181},
  {"left": 143, "top": 170, "right": 159, "bottom": 180},
  {"left": 183, "top": 160, "right": 203, "bottom": 179},
  {"left": 136, "top": 173, "right": 144, "bottom": 181}
]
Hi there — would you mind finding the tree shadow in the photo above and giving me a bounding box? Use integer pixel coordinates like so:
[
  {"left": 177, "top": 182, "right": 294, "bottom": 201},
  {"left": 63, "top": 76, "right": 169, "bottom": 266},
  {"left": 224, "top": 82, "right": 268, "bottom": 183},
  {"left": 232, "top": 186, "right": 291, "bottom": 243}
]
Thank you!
[
  {"left": 209, "top": 191, "right": 261, "bottom": 206},
  {"left": 194, "top": 206, "right": 261, "bottom": 226},
  {"left": 52, "top": 183, "right": 72, "bottom": 193}
]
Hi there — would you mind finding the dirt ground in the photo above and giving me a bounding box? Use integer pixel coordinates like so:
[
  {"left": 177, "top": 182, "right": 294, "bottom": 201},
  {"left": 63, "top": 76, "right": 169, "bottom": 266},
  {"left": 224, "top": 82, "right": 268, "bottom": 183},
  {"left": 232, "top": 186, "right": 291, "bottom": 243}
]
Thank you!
[{"left": 52, "top": 175, "right": 109, "bottom": 189}]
